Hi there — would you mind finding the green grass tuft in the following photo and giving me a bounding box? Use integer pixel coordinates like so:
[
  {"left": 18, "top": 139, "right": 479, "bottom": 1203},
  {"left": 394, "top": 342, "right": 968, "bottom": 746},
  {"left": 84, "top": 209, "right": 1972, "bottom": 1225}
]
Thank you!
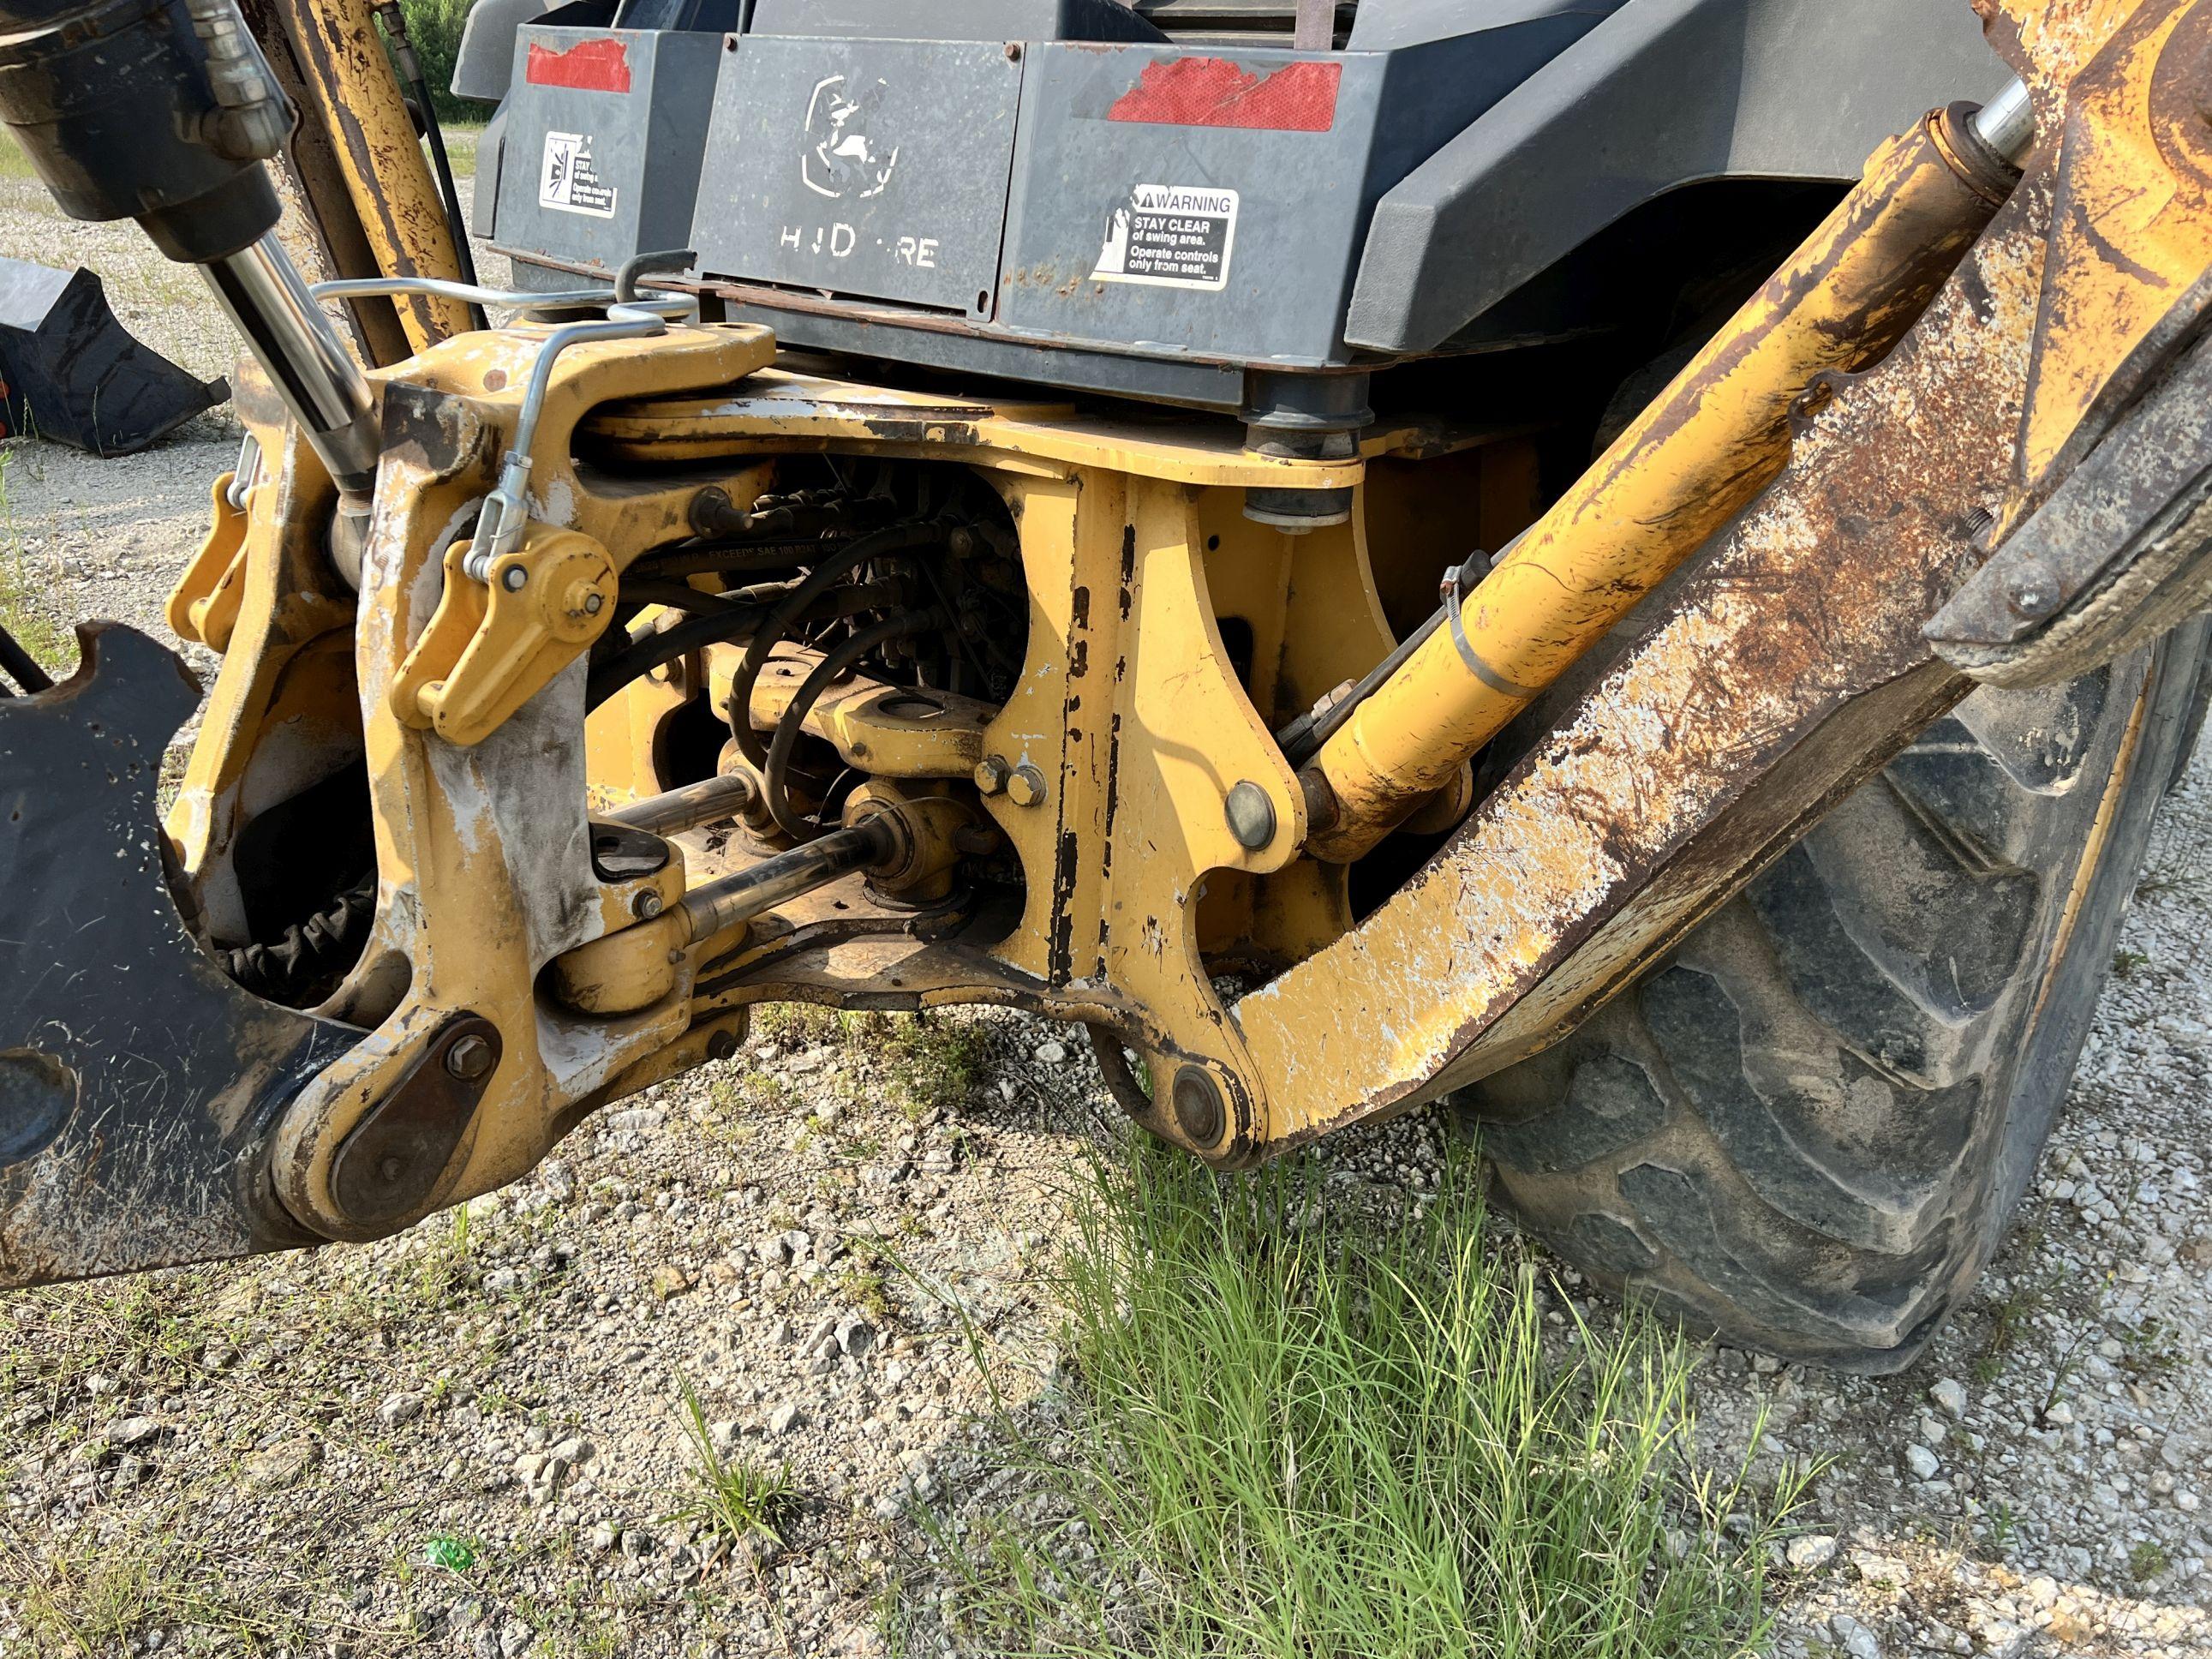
[
  {"left": 669, "top": 1377, "right": 793, "bottom": 1548},
  {"left": 861, "top": 1011, "right": 984, "bottom": 1120},
  {"left": 933, "top": 1138, "right": 1809, "bottom": 1657},
  {"left": 0, "top": 449, "right": 70, "bottom": 679}
]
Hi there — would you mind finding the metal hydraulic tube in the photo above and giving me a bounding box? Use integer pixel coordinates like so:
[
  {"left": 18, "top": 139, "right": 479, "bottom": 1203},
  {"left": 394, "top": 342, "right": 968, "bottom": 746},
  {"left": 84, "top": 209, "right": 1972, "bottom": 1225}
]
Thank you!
[
  {"left": 548, "top": 819, "right": 897, "bottom": 1017},
  {"left": 1300, "top": 91, "right": 2036, "bottom": 863},
  {"left": 678, "top": 820, "right": 895, "bottom": 941}
]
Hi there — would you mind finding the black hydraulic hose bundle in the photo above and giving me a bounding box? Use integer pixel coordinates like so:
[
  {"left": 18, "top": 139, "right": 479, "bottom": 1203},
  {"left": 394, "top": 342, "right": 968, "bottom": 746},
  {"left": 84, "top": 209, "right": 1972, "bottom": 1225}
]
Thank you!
[
  {"left": 586, "top": 596, "right": 776, "bottom": 710},
  {"left": 588, "top": 515, "right": 950, "bottom": 839},
  {"left": 724, "top": 521, "right": 946, "bottom": 769},
  {"left": 762, "top": 609, "right": 946, "bottom": 839}
]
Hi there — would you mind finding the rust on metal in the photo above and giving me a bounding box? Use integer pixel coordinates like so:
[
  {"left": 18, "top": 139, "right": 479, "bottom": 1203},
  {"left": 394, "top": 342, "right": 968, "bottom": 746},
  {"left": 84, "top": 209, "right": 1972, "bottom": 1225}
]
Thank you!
[
  {"left": 1234, "top": 159, "right": 2060, "bottom": 1147},
  {"left": 257, "top": 0, "right": 471, "bottom": 351}
]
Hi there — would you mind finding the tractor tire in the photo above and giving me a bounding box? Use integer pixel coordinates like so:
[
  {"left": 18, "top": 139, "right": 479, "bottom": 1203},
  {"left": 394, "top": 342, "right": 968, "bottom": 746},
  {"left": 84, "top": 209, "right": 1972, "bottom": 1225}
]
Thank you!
[{"left": 1462, "top": 620, "right": 2211, "bottom": 1372}]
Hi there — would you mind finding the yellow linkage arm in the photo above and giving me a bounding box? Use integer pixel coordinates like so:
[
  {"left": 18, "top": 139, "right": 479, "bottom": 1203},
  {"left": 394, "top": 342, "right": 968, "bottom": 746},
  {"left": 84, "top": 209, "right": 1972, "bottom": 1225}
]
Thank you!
[{"left": 1302, "top": 95, "right": 2031, "bottom": 863}]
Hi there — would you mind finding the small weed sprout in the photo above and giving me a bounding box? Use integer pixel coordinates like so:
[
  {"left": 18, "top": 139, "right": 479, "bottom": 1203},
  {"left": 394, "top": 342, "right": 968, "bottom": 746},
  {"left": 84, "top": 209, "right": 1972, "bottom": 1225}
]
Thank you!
[{"left": 669, "top": 1377, "right": 792, "bottom": 1548}]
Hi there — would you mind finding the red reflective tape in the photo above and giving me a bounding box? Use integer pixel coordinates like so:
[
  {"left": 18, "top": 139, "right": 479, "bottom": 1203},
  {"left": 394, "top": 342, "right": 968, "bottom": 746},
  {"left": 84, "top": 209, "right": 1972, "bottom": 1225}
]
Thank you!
[
  {"left": 1106, "top": 57, "right": 1341, "bottom": 132},
  {"left": 525, "top": 38, "right": 632, "bottom": 93}
]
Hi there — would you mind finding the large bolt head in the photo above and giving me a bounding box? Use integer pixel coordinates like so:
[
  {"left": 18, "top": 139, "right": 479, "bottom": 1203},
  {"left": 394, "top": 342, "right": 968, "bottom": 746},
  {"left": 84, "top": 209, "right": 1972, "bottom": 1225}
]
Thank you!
[
  {"left": 1007, "top": 764, "right": 1048, "bottom": 808},
  {"left": 972, "top": 755, "right": 1011, "bottom": 796},
  {"left": 1223, "top": 781, "right": 1276, "bottom": 850},
  {"left": 2004, "top": 560, "right": 2063, "bottom": 621},
  {"left": 445, "top": 1033, "right": 496, "bottom": 1081}
]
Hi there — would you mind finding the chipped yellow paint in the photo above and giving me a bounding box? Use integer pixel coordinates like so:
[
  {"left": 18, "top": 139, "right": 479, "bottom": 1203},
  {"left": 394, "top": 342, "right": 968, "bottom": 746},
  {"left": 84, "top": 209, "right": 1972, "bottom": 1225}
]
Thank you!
[
  {"left": 2008, "top": 0, "right": 2212, "bottom": 506},
  {"left": 272, "top": 0, "right": 471, "bottom": 348},
  {"left": 971, "top": 469, "right": 1305, "bottom": 1158},
  {"left": 266, "top": 325, "right": 776, "bottom": 1239},
  {"left": 1236, "top": 109, "right": 2063, "bottom": 1149},
  {"left": 587, "top": 367, "right": 1372, "bottom": 490}
]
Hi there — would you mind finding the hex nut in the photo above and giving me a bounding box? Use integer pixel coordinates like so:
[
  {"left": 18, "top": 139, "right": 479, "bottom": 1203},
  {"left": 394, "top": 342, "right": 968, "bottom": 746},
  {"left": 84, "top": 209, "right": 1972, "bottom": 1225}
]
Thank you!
[
  {"left": 445, "top": 1033, "right": 495, "bottom": 1081},
  {"left": 973, "top": 755, "right": 1011, "bottom": 796},
  {"left": 1007, "top": 764, "right": 1048, "bottom": 808},
  {"left": 632, "top": 889, "right": 665, "bottom": 920}
]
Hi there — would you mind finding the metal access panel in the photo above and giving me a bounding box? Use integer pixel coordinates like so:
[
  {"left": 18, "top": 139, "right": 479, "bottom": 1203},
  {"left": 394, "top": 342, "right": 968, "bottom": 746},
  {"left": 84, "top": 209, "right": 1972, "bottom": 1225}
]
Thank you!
[
  {"left": 493, "top": 27, "right": 723, "bottom": 276},
  {"left": 691, "top": 36, "right": 1025, "bottom": 319},
  {"left": 997, "top": 38, "right": 1561, "bottom": 364}
]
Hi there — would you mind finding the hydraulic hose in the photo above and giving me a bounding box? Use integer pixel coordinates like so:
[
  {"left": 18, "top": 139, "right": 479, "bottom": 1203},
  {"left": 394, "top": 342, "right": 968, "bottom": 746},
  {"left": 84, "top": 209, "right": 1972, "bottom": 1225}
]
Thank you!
[
  {"left": 585, "top": 578, "right": 903, "bottom": 711},
  {"left": 587, "top": 600, "right": 775, "bottom": 711},
  {"left": 725, "top": 522, "right": 943, "bottom": 767},
  {"left": 762, "top": 610, "right": 945, "bottom": 839}
]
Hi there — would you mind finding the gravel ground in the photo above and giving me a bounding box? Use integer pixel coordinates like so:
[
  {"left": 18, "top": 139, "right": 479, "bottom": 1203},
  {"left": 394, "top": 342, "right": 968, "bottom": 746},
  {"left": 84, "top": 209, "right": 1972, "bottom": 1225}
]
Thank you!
[{"left": 0, "top": 174, "right": 2206, "bottom": 1659}]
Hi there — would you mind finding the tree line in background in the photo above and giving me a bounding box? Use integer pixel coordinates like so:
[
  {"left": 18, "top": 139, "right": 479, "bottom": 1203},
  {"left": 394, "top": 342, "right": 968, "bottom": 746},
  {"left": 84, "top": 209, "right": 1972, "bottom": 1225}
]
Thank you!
[{"left": 398, "top": 0, "right": 476, "bottom": 123}]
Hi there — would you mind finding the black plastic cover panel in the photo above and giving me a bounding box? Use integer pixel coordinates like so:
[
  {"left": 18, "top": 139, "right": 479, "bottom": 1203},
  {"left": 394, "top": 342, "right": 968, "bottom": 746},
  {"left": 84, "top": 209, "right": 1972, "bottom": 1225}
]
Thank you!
[
  {"left": 1345, "top": 0, "right": 2012, "bottom": 352},
  {"left": 693, "top": 36, "right": 1025, "bottom": 316}
]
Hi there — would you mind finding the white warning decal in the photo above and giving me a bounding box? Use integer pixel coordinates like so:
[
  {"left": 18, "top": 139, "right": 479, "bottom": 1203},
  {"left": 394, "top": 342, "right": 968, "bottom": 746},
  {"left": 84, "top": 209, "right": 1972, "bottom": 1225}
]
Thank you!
[
  {"left": 540, "top": 130, "right": 618, "bottom": 219},
  {"left": 1092, "top": 184, "right": 1239, "bottom": 290}
]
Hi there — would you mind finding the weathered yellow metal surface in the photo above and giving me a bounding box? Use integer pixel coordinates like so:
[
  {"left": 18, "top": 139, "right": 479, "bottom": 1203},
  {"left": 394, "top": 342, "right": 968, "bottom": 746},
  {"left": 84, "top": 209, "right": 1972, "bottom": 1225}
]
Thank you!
[
  {"left": 393, "top": 526, "right": 618, "bottom": 746},
  {"left": 2006, "top": 0, "right": 2212, "bottom": 508},
  {"left": 1302, "top": 105, "right": 2019, "bottom": 862},
  {"left": 971, "top": 469, "right": 1306, "bottom": 1157},
  {"left": 707, "top": 642, "right": 994, "bottom": 782},
  {"left": 1236, "top": 146, "right": 2063, "bottom": 1147},
  {"left": 262, "top": 323, "right": 774, "bottom": 1238},
  {"left": 141, "top": 0, "right": 2212, "bottom": 1264},
  {"left": 264, "top": 0, "right": 470, "bottom": 349},
  {"left": 587, "top": 368, "right": 1399, "bottom": 489},
  {"left": 164, "top": 381, "right": 359, "bottom": 947},
  {"left": 167, "top": 473, "right": 252, "bottom": 652}
]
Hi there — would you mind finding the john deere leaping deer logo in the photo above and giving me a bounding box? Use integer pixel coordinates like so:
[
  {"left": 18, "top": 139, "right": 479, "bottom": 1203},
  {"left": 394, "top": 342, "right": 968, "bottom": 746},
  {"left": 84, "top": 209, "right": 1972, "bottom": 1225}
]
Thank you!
[{"left": 801, "top": 75, "right": 900, "bottom": 201}]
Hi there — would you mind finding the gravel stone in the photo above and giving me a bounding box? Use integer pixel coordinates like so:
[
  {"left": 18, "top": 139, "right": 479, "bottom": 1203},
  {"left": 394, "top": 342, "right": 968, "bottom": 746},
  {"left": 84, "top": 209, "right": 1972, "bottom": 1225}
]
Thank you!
[
  {"left": 1786, "top": 1535, "right": 1838, "bottom": 1571},
  {"left": 1829, "top": 1613, "right": 1882, "bottom": 1659},
  {"left": 377, "top": 1392, "right": 424, "bottom": 1428}
]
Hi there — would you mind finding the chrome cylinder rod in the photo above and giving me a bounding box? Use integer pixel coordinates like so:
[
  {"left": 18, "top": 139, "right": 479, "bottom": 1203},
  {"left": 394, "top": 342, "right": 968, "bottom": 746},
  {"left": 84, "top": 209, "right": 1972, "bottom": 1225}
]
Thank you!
[
  {"left": 200, "top": 234, "right": 381, "bottom": 495},
  {"left": 679, "top": 819, "right": 894, "bottom": 941},
  {"left": 1970, "top": 77, "right": 2036, "bottom": 165},
  {"left": 606, "top": 772, "right": 761, "bottom": 839}
]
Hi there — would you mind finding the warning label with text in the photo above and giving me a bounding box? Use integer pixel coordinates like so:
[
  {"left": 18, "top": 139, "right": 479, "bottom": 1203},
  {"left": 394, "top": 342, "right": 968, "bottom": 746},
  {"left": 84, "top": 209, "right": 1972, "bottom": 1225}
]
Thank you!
[
  {"left": 540, "top": 131, "right": 618, "bottom": 219},
  {"left": 1092, "top": 184, "right": 1239, "bottom": 290}
]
